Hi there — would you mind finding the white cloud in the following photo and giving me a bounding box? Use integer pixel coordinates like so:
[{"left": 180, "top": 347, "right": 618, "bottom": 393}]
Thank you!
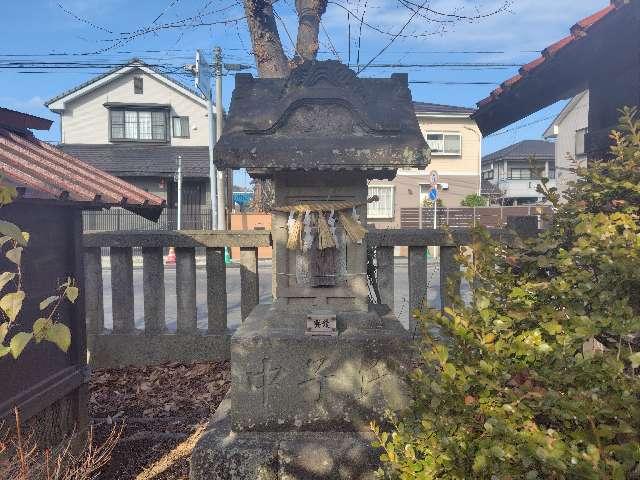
[{"left": 0, "top": 96, "right": 47, "bottom": 111}]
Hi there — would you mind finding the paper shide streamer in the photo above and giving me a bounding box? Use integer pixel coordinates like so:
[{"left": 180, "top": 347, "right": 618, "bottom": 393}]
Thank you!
[{"left": 276, "top": 197, "right": 378, "bottom": 250}]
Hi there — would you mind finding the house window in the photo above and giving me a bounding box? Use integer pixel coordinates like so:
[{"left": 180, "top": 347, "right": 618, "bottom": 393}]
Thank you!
[
  {"left": 575, "top": 128, "right": 587, "bottom": 157},
  {"left": 426, "top": 132, "right": 461, "bottom": 155},
  {"left": 509, "top": 168, "right": 539, "bottom": 180},
  {"left": 134, "top": 76, "right": 143, "bottom": 94},
  {"left": 482, "top": 170, "right": 494, "bottom": 180},
  {"left": 367, "top": 185, "right": 394, "bottom": 219},
  {"left": 172, "top": 116, "right": 190, "bottom": 138},
  {"left": 110, "top": 109, "right": 168, "bottom": 141}
]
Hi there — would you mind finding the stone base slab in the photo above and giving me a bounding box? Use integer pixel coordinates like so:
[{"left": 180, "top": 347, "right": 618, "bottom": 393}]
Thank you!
[
  {"left": 230, "top": 304, "right": 411, "bottom": 431},
  {"left": 88, "top": 331, "right": 231, "bottom": 368},
  {"left": 190, "top": 398, "right": 380, "bottom": 480}
]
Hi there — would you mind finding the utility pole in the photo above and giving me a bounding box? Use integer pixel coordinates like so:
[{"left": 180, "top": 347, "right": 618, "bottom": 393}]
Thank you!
[
  {"left": 189, "top": 51, "right": 251, "bottom": 229},
  {"left": 214, "top": 47, "right": 226, "bottom": 231},
  {"left": 193, "top": 49, "right": 219, "bottom": 230},
  {"left": 177, "top": 155, "right": 183, "bottom": 230}
]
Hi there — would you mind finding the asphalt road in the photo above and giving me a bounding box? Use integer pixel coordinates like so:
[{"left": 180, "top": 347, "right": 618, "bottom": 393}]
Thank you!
[{"left": 101, "top": 258, "right": 459, "bottom": 332}]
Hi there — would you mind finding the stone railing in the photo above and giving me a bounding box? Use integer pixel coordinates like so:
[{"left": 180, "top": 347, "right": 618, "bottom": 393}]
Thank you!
[
  {"left": 83, "top": 230, "right": 271, "bottom": 368},
  {"left": 83, "top": 217, "right": 535, "bottom": 368},
  {"left": 367, "top": 216, "right": 535, "bottom": 331}
]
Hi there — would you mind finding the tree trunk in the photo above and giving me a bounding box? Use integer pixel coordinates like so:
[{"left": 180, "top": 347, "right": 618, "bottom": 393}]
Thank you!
[
  {"left": 243, "top": 0, "right": 291, "bottom": 77},
  {"left": 293, "top": 0, "right": 328, "bottom": 63}
]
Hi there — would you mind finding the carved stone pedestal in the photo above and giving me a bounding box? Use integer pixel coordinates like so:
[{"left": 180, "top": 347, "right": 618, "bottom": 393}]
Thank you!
[
  {"left": 190, "top": 304, "right": 411, "bottom": 480},
  {"left": 190, "top": 398, "right": 381, "bottom": 480}
]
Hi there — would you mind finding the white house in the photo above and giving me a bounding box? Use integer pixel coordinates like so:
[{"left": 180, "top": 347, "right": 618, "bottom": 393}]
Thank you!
[
  {"left": 46, "top": 58, "right": 217, "bottom": 227},
  {"left": 543, "top": 91, "right": 590, "bottom": 196},
  {"left": 481, "top": 140, "right": 556, "bottom": 205}
]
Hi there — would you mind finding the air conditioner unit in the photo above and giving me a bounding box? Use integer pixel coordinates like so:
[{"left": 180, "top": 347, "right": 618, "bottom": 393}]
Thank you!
[{"left": 439, "top": 182, "right": 449, "bottom": 190}]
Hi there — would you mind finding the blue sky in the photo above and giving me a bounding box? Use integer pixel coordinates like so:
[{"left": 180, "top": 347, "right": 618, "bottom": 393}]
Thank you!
[{"left": 0, "top": 0, "right": 605, "bottom": 160}]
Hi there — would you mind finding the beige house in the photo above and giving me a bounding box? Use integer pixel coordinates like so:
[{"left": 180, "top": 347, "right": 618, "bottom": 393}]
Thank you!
[
  {"left": 368, "top": 102, "right": 481, "bottom": 228},
  {"left": 46, "top": 58, "right": 216, "bottom": 228}
]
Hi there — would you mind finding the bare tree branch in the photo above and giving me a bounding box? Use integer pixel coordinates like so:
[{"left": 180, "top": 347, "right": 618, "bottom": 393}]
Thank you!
[
  {"left": 243, "top": 0, "right": 291, "bottom": 77},
  {"left": 293, "top": 0, "right": 328, "bottom": 63}
]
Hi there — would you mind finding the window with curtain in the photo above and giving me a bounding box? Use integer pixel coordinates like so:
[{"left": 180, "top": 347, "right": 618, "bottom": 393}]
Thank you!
[
  {"left": 367, "top": 186, "right": 394, "bottom": 218},
  {"left": 426, "top": 132, "right": 461, "bottom": 155},
  {"left": 110, "top": 109, "right": 167, "bottom": 141},
  {"left": 172, "top": 116, "right": 190, "bottom": 138}
]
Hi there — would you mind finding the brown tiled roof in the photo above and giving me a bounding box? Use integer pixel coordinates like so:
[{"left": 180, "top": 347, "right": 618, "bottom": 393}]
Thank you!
[
  {"left": 475, "top": 1, "right": 624, "bottom": 109},
  {"left": 0, "top": 108, "right": 53, "bottom": 131},
  {"left": 0, "top": 127, "right": 165, "bottom": 219}
]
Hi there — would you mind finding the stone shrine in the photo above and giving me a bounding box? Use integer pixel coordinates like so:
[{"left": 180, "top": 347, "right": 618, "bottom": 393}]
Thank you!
[{"left": 191, "top": 60, "right": 429, "bottom": 479}]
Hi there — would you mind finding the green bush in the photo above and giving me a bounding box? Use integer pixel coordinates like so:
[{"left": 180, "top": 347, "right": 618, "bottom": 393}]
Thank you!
[
  {"left": 460, "top": 194, "right": 488, "bottom": 207},
  {"left": 372, "top": 107, "right": 640, "bottom": 479}
]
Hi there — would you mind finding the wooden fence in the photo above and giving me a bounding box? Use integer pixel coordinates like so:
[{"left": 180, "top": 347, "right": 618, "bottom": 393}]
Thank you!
[
  {"left": 400, "top": 206, "right": 550, "bottom": 229},
  {"left": 83, "top": 217, "right": 535, "bottom": 368}
]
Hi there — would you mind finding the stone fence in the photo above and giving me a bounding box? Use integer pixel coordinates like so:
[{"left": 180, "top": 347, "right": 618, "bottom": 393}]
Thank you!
[
  {"left": 84, "top": 218, "right": 533, "bottom": 368},
  {"left": 83, "top": 230, "right": 271, "bottom": 368}
]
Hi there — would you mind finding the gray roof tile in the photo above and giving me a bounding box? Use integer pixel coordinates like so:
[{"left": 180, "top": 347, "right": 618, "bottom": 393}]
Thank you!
[
  {"left": 413, "top": 102, "right": 476, "bottom": 115},
  {"left": 482, "top": 140, "right": 555, "bottom": 164},
  {"left": 59, "top": 144, "right": 210, "bottom": 178}
]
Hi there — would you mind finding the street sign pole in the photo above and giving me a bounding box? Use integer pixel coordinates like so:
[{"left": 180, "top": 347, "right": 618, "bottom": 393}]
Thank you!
[
  {"left": 429, "top": 170, "right": 439, "bottom": 230},
  {"left": 177, "top": 155, "right": 183, "bottom": 230},
  {"left": 433, "top": 194, "right": 437, "bottom": 230}
]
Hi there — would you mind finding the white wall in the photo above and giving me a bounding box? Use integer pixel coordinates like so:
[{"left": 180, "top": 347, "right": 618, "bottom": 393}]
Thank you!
[
  {"left": 59, "top": 67, "right": 209, "bottom": 146},
  {"left": 555, "top": 91, "right": 589, "bottom": 195}
]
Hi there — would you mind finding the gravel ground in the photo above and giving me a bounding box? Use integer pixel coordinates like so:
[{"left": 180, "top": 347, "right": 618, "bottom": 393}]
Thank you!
[{"left": 90, "top": 361, "right": 230, "bottom": 479}]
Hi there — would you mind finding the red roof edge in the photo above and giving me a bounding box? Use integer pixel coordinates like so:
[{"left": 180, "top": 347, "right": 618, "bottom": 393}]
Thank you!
[
  {"left": 501, "top": 74, "right": 523, "bottom": 89},
  {"left": 542, "top": 35, "right": 575, "bottom": 58},
  {"left": 519, "top": 56, "right": 546, "bottom": 75},
  {"left": 0, "top": 127, "right": 165, "bottom": 220},
  {"left": 475, "top": 1, "right": 626, "bottom": 109},
  {"left": 572, "top": 4, "right": 616, "bottom": 34},
  {"left": 0, "top": 107, "right": 52, "bottom": 131}
]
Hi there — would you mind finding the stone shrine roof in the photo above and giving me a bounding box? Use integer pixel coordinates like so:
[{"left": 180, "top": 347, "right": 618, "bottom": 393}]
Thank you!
[{"left": 214, "top": 61, "right": 429, "bottom": 178}]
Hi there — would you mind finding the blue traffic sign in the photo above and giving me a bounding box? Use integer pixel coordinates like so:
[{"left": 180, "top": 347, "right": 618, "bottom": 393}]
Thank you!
[{"left": 428, "top": 187, "right": 438, "bottom": 201}]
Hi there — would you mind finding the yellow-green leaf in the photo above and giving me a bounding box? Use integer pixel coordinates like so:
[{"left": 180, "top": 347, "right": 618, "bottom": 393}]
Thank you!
[
  {"left": 0, "top": 184, "right": 17, "bottom": 206},
  {"left": 0, "top": 345, "right": 10, "bottom": 357},
  {"left": 476, "top": 296, "right": 490, "bottom": 310},
  {"left": 0, "top": 220, "right": 26, "bottom": 246},
  {"left": 0, "top": 272, "right": 15, "bottom": 292},
  {"left": 46, "top": 323, "right": 71, "bottom": 352},
  {"left": 0, "top": 322, "right": 8, "bottom": 344},
  {"left": 39, "top": 295, "right": 59, "bottom": 311},
  {"left": 65, "top": 286, "right": 79, "bottom": 304},
  {"left": 0, "top": 236, "right": 11, "bottom": 248},
  {"left": 10, "top": 331, "right": 32, "bottom": 358},
  {"left": 21, "top": 231, "right": 30, "bottom": 244},
  {"left": 0, "top": 291, "right": 25, "bottom": 322},
  {"left": 630, "top": 352, "right": 640, "bottom": 369},
  {"left": 6, "top": 247, "right": 22, "bottom": 266},
  {"left": 33, "top": 317, "right": 52, "bottom": 342}
]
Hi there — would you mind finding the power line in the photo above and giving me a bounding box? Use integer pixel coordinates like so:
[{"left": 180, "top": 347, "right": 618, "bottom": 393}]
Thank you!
[{"left": 409, "top": 80, "right": 498, "bottom": 85}]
